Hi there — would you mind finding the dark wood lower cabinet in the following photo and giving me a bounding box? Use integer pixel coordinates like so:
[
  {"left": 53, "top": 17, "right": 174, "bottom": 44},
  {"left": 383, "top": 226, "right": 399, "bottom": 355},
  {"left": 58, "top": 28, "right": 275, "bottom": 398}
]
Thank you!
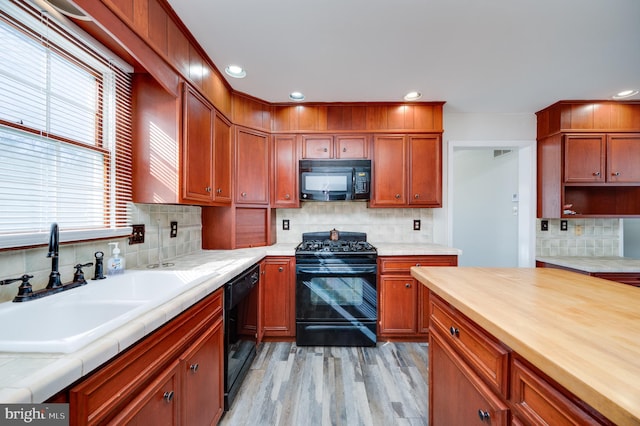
[
  {"left": 260, "top": 257, "right": 295, "bottom": 338},
  {"left": 430, "top": 329, "right": 508, "bottom": 425},
  {"left": 428, "top": 292, "right": 613, "bottom": 426},
  {"left": 66, "top": 289, "right": 224, "bottom": 426}
]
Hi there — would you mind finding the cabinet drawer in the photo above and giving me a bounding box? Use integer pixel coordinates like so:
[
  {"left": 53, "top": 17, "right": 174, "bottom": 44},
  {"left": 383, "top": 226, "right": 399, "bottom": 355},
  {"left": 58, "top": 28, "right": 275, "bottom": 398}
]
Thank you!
[
  {"left": 511, "top": 357, "right": 607, "bottom": 425},
  {"left": 430, "top": 295, "right": 509, "bottom": 395},
  {"left": 379, "top": 255, "right": 457, "bottom": 274}
]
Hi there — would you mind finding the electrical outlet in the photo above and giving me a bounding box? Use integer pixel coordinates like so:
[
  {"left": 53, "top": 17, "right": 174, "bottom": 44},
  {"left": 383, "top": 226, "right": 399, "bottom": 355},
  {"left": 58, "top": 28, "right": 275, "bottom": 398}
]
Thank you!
[
  {"left": 575, "top": 224, "right": 583, "bottom": 236},
  {"left": 560, "top": 220, "right": 568, "bottom": 231},
  {"left": 282, "top": 219, "right": 290, "bottom": 230},
  {"left": 170, "top": 221, "right": 178, "bottom": 238},
  {"left": 413, "top": 219, "right": 421, "bottom": 231},
  {"left": 541, "top": 220, "right": 549, "bottom": 231},
  {"left": 129, "top": 224, "right": 145, "bottom": 244}
]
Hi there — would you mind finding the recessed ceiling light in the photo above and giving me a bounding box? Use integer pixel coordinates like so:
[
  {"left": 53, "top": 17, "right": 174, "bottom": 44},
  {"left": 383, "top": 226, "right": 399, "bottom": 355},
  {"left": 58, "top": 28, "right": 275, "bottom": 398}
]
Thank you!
[
  {"left": 404, "top": 91, "right": 422, "bottom": 101},
  {"left": 613, "top": 89, "right": 638, "bottom": 100},
  {"left": 289, "top": 91, "right": 305, "bottom": 101},
  {"left": 224, "top": 65, "right": 246, "bottom": 79}
]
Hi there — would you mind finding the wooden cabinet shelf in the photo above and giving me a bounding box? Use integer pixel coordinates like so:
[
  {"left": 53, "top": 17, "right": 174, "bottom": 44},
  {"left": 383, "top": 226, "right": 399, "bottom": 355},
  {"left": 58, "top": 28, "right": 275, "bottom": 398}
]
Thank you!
[{"left": 537, "top": 101, "right": 640, "bottom": 218}]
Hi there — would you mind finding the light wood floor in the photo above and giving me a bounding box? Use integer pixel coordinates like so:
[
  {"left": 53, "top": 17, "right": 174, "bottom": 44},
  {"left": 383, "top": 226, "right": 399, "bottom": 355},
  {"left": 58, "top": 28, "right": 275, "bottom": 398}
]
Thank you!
[{"left": 220, "top": 342, "right": 429, "bottom": 426}]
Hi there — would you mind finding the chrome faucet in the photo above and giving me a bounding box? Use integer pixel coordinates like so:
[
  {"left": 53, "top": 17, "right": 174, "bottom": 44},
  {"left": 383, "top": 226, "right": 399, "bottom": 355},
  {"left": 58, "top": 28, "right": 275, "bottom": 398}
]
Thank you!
[{"left": 46, "top": 222, "right": 62, "bottom": 289}]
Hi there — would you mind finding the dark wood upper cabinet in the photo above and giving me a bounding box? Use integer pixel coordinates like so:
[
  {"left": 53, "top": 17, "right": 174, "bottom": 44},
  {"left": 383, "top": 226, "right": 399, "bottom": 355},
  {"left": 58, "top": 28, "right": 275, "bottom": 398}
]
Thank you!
[
  {"left": 235, "top": 127, "right": 270, "bottom": 205},
  {"left": 537, "top": 101, "right": 640, "bottom": 218},
  {"left": 272, "top": 135, "right": 299, "bottom": 208},
  {"left": 182, "top": 84, "right": 214, "bottom": 203},
  {"left": 408, "top": 134, "right": 442, "bottom": 206},
  {"left": 213, "top": 113, "right": 233, "bottom": 204}
]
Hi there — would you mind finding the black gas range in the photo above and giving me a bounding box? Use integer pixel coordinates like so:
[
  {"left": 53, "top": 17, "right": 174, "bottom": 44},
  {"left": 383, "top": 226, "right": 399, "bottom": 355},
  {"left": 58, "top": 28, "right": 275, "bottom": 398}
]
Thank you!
[{"left": 295, "top": 231, "right": 378, "bottom": 347}]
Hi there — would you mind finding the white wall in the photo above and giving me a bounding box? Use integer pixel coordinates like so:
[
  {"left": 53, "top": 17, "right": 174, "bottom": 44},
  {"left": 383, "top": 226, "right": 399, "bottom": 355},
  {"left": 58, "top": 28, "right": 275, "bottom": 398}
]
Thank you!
[{"left": 434, "top": 111, "right": 537, "bottom": 246}]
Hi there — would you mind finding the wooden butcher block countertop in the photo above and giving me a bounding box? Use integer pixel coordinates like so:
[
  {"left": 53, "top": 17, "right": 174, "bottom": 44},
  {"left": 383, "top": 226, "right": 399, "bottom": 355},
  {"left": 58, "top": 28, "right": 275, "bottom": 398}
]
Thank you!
[{"left": 411, "top": 267, "right": 640, "bottom": 426}]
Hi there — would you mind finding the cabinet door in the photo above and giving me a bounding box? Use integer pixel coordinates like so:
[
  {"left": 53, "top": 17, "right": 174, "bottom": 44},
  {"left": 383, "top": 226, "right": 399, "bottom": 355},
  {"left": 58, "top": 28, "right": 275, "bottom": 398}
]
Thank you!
[
  {"left": 511, "top": 358, "right": 602, "bottom": 425},
  {"left": 182, "top": 85, "right": 214, "bottom": 203},
  {"left": 236, "top": 127, "right": 269, "bottom": 204},
  {"left": 108, "top": 360, "right": 180, "bottom": 426},
  {"left": 418, "top": 284, "right": 430, "bottom": 335},
  {"left": 213, "top": 113, "right": 232, "bottom": 204},
  {"left": 379, "top": 276, "right": 417, "bottom": 334},
  {"left": 607, "top": 133, "right": 640, "bottom": 183},
  {"left": 564, "top": 134, "right": 606, "bottom": 183},
  {"left": 430, "top": 330, "right": 509, "bottom": 426},
  {"left": 408, "top": 134, "right": 441, "bottom": 206},
  {"left": 302, "top": 135, "right": 333, "bottom": 158},
  {"left": 181, "top": 317, "right": 224, "bottom": 426},
  {"left": 336, "top": 135, "right": 368, "bottom": 159},
  {"left": 273, "top": 135, "right": 299, "bottom": 207},
  {"left": 372, "top": 135, "right": 406, "bottom": 206},
  {"left": 261, "top": 257, "right": 295, "bottom": 337}
]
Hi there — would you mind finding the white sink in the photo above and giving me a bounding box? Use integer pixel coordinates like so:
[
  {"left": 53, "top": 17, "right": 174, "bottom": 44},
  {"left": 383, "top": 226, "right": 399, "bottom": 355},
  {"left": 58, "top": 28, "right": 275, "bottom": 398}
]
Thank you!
[{"left": 0, "top": 270, "right": 201, "bottom": 354}]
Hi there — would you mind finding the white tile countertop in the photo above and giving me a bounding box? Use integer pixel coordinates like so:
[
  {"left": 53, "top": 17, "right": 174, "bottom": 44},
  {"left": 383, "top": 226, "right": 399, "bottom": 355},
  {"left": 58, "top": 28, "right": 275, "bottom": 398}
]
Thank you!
[
  {"left": 536, "top": 256, "right": 640, "bottom": 273},
  {"left": 373, "top": 242, "right": 461, "bottom": 256},
  {"left": 0, "top": 241, "right": 458, "bottom": 403},
  {"left": 0, "top": 244, "right": 295, "bottom": 403}
]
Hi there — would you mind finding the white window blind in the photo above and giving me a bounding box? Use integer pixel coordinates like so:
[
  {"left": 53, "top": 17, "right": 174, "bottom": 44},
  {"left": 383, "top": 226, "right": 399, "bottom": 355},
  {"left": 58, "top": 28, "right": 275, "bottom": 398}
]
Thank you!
[{"left": 0, "top": 0, "right": 133, "bottom": 248}]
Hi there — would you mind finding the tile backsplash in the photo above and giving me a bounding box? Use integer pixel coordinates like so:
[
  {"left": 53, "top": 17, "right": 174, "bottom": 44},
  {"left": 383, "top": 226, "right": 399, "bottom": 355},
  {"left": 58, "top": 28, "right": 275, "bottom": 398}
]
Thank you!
[
  {"left": 536, "top": 218, "right": 620, "bottom": 257},
  {"left": 0, "top": 203, "right": 202, "bottom": 303},
  {"left": 276, "top": 201, "right": 434, "bottom": 245}
]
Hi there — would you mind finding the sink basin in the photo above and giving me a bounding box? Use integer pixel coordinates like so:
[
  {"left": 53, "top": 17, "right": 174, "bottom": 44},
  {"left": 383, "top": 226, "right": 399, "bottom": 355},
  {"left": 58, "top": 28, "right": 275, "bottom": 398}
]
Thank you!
[{"left": 0, "top": 270, "right": 203, "bottom": 354}]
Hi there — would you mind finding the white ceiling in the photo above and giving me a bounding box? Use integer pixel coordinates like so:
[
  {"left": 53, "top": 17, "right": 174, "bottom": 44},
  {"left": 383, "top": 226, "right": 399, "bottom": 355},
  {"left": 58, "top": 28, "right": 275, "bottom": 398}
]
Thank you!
[{"left": 166, "top": 0, "right": 640, "bottom": 114}]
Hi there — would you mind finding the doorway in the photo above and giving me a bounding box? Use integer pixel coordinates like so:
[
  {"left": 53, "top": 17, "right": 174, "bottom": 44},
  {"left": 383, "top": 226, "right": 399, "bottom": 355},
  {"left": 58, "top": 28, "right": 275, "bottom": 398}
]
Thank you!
[{"left": 448, "top": 141, "right": 536, "bottom": 267}]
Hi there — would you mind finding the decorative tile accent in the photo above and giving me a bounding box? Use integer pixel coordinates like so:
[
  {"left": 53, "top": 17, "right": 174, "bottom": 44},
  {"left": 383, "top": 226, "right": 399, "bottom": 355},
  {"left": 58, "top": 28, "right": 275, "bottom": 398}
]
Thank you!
[{"left": 536, "top": 218, "right": 621, "bottom": 257}]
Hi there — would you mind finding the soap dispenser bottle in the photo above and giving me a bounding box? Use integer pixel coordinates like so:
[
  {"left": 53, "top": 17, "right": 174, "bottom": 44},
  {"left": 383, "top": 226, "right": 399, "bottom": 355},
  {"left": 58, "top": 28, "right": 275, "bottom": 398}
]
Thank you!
[{"left": 107, "top": 242, "right": 125, "bottom": 275}]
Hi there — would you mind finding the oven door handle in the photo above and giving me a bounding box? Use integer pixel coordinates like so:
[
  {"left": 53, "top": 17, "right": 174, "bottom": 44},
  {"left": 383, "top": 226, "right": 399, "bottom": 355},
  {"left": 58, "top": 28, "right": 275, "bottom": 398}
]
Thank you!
[{"left": 296, "top": 265, "right": 377, "bottom": 275}]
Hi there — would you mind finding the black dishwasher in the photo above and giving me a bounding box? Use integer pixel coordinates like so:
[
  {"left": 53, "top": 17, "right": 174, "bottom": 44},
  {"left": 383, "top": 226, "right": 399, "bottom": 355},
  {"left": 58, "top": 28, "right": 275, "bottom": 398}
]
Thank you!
[{"left": 224, "top": 263, "right": 260, "bottom": 411}]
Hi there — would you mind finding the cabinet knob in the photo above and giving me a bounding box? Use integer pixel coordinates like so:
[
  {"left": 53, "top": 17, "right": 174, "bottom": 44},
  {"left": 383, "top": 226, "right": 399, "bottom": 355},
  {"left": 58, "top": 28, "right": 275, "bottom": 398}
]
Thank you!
[
  {"left": 449, "top": 326, "right": 459, "bottom": 337},
  {"left": 190, "top": 363, "right": 199, "bottom": 373},
  {"left": 414, "top": 194, "right": 420, "bottom": 199},
  {"left": 405, "top": 283, "right": 411, "bottom": 288},
  {"left": 342, "top": 147, "right": 347, "bottom": 152},
  {"left": 216, "top": 188, "right": 222, "bottom": 194},
  {"left": 478, "top": 409, "right": 490, "bottom": 422},
  {"left": 323, "top": 147, "right": 328, "bottom": 152},
  {"left": 395, "top": 194, "right": 401, "bottom": 199},
  {"left": 612, "top": 172, "right": 621, "bottom": 176},
  {"left": 163, "top": 391, "right": 174, "bottom": 402},
  {"left": 241, "top": 192, "right": 247, "bottom": 197},
  {"left": 284, "top": 193, "right": 290, "bottom": 199},
  {"left": 415, "top": 263, "right": 421, "bottom": 267},
  {"left": 593, "top": 171, "right": 601, "bottom": 177},
  {"left": 205, "top": 187, "right": 212, "bottom": 192},
  {"left": 278, "top": 267, "right": 284, "bottom": 272}
]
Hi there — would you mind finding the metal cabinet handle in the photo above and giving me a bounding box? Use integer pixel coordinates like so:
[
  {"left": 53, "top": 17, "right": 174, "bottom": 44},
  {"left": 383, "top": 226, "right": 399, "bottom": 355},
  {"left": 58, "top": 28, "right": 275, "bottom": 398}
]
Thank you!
[
  {"left": 449, "top": 326, "right": 459, "bottom": 337},
  {"left": 216, "top": 188, "right": 222, "bottom": 194},
  {"left": 342, "top": 147, "right": 347, "bottom": 152},
  {"left": 241, "top": 192, "right": 247, "bottom": 197},
  {"left": 478, "top": 409, "right": 490, "bottom": 422},
  {"left": 163, "top": 391, "right": 174, "bottom": 402},
  {"left": 405, "top": 283, "right": 411, "bottom": 288},
  {"left": 278, "top": 267, "right": 284, "bottom": 272},
  {"left": 395, "top": 194, "right": 401, "bottom": 199},
  {"left": 205, "top": 187, "right": 212, "bottom": 192},
  {"left": 323, "top": 147, "right": 328, "bottom": 152},
  {"left": 284, "top": 193, "right": 290, "bottom": 199},
  {"left": 414, "top": 194, "right": 420, "bottom": 199},
  {"left": 593, "top": 171, "right": 601, "bottom": 177},
  {"left": 190, "top": 363, "right": 199, "bottom": 373},
  {"left": 415, "top": 263, "right": 421, "bottom": 267},
  {"left": 612, "top": 172, "right": 621, "bottom": 176}
]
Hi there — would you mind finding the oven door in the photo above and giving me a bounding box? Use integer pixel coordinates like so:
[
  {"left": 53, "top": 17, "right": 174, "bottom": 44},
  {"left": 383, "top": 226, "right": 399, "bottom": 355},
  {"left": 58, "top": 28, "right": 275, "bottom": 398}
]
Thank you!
[{"left": 296, "top": 264, "right": 377, "bottom": 322}]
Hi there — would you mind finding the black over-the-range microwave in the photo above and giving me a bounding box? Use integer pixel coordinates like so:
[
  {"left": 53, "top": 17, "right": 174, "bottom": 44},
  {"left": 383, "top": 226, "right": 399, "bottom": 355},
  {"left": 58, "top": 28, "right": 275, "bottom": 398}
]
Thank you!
[{"left": 299, "top": 159, "right": 371, "bottom": 201}]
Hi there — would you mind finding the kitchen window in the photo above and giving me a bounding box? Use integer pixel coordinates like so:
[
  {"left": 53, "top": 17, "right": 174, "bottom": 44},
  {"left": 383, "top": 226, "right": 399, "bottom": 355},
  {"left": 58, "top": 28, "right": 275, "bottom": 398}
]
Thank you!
[{"left": 0, "top": 1, "right": 133, "bottom": 249}]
